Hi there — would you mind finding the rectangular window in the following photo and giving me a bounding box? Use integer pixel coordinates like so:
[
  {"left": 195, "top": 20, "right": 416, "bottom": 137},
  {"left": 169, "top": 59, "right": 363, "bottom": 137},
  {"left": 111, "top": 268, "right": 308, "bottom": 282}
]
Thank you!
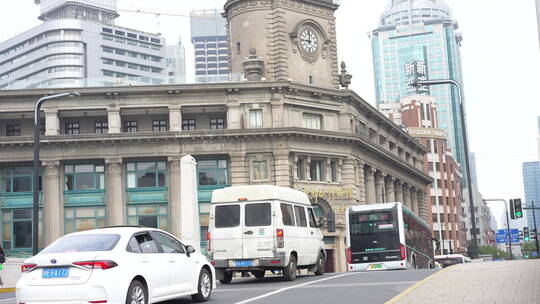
[
  {"left": 182, "top": 119, "right": 196, "bottom": 131},
  {"left": 303, "top": 113, "right": 322, "bottom": 129},
  {"left": 124, "top": 121, "right": 137, "bottom": 133},
  {"left": 65, "top": 122, "right": 80, "bottom": 135},
  {"left": 126, "top": 205, "right": 168, "bottom": 231},
  {"left": 152, "top": 120, "right": 168, "bottom": 132},
  {"left": 252, "top": 160, "right": 268, "bottom": 180},
  {"left": 210, "top": 118, "right": 225, "bottom": 130},
  {"left": 297, "top": 159, "right": 305, "bottom": 180},
  {"left": 215, "top": 205, "right": 240, "bottom": 228},
  {"left": 1, "top": 167, "right": 40, "bottom": 193},
  {"left": 249, "top": 109, "right": 263, "bottom": 127},
  {"left": 280, "top": 203, "right": 295, "bottom": 226},
  {"left": 197, "top": 160, "right": 228, "bottom": 187},
  {"left": 310, "top": 160, "right": 323, "bottom": 181},
  {"left": 64, "top": 164, "right": 105, "bottom": 191},
  {"left": 64, "top": 207, "right": 106, "bottom": 233},
  {"left": 308, "top": 208, "right": 317, "bottom": 228},
  {"left": 6, "top": 124, "right": 21, "bottom": 136},
  {"left": 94, "top": 122, "right": 108, "bottom": 134},
  {"left": 294, "top": 206, "right": 307, "bottom": 227},
  {"left": 330, "top": 160, "right": 338, "bottom": 182},
  {"left": 126, "top": 161, "right": 166, "bottom": 188},
  {"left": 245, "top": 203, "right": 271, "bottom": 227}
]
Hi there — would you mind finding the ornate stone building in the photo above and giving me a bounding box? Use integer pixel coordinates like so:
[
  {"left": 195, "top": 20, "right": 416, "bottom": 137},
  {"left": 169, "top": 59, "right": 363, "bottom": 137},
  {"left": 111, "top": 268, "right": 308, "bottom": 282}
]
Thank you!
[{"left": 0, "top": 0, "right": 432, "bottom": 271}]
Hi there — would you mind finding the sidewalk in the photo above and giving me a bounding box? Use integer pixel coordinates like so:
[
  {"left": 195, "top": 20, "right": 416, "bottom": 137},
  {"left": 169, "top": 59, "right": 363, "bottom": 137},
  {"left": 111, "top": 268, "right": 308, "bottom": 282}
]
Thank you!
[{"left": 387, "top": 259, "right": 540, "bottom": 304}]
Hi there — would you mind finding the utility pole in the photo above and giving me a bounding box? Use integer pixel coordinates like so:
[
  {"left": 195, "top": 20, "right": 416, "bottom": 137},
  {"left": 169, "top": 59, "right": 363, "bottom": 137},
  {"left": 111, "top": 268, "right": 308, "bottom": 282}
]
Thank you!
[{"left": 524, "top": 201, "right": 540, "bottom": 258}]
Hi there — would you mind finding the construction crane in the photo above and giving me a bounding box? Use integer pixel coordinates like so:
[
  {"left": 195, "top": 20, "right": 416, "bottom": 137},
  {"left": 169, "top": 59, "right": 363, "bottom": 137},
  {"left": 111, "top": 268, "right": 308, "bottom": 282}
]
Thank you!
[{"left": 118, "top": 6, "right": 217, "bottom": 19}]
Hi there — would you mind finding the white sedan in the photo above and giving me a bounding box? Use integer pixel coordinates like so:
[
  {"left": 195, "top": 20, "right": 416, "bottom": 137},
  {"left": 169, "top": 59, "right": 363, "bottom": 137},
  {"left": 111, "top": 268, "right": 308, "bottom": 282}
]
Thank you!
[{"left": 16, "top": 226, "right": 216, "bottom": 304}]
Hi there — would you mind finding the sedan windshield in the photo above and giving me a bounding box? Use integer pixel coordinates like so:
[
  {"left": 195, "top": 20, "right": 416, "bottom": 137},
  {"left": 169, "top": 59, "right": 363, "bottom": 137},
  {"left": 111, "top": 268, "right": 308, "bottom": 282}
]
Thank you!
[{"left": 41, "top": 234, "right": 121, "bottom": 253}]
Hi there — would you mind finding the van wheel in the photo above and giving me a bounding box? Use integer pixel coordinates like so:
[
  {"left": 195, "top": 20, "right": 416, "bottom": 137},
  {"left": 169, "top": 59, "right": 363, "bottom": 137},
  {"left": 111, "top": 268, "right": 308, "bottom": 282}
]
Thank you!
[
  {"left": 282, "top": 255, "right": 297, "bottom": 281},
  {"left": 252, "top": 270, "right": 265, "bottom": 279},
  {"left": 220, "top": 271, "right": 233, "bottom": 284},
  {"left": 314, "top": 253, "right": 325, "bottom": 276}
]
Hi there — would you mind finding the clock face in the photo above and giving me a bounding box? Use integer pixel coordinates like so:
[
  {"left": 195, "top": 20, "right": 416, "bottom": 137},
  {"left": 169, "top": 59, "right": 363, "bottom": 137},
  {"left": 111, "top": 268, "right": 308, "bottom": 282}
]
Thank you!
[{"left": 300, "top": 28, "right": 319, "bottom": 54}]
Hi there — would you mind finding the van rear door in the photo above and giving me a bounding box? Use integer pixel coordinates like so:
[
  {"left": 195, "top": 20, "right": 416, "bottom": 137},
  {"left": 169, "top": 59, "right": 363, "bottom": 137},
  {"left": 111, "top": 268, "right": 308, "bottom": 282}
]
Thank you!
[
  {"left": 212, "top": 204, "right": 243, "bottom": 260},
  {"left": 242, "top": 202, "right": 274, "bottom": 259}
]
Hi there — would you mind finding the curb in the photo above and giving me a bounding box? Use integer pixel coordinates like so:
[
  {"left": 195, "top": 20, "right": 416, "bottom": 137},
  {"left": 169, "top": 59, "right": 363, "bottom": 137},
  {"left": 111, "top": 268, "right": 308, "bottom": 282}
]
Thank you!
[
  {"left": 384, "top": 267, "right": 451, "bottom": 304},
  {"left": 0, "top": 287, "right": 15, "bottom": 293}
]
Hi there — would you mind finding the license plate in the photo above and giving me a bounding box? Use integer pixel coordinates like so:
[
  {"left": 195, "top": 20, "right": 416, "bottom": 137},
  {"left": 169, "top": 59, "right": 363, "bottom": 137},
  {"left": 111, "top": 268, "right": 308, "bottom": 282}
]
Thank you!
[
  {"left": 369, "top": 264, "right": 383, "bottom": 270},
  {"left": 42, "top": 267, "right": 69, "bottom": 279},
  {"left": 235, "top": 260, "right": 254, "bottom": 267}
]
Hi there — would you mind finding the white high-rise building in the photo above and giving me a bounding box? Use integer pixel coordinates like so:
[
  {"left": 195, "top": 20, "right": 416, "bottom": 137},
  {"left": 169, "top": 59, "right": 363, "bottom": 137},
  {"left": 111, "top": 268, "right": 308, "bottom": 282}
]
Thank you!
[{"left": 0, "top": 0, "right": 167, "bottom": 89}]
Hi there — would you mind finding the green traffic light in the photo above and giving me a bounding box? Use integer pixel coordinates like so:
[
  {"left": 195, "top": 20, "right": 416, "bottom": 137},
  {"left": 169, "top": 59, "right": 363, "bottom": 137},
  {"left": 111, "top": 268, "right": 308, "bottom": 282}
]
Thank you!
[{"left": 516, "top": 212, "right": 522, "bottom": 217}]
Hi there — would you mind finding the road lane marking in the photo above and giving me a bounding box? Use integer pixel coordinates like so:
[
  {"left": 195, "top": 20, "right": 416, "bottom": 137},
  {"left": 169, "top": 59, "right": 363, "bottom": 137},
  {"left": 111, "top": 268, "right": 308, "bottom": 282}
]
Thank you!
[
  {"left": 385, "top": 268, "right": 450, "bottom": 304},
  {"left": 0, "top": 298, "right": 15, "bottom": 302},
  {"left": 233, "top": 273, "right": 357, "bottom": 304},
  {"left": 216, "top": 280, "right": 418, "bottom": 293}
]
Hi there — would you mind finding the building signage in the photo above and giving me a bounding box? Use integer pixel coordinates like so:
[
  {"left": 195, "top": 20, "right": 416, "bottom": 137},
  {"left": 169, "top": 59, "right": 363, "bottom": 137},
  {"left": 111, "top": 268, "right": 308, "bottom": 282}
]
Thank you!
[
  {"left": 405, "top": 60, "right": 429, "bottom": 93},
  {"left": 406, "top": 127, "right": 447, "bottom": 139},
  {"left": 299, "top": 187, "right": 353, "bottom": 200}
]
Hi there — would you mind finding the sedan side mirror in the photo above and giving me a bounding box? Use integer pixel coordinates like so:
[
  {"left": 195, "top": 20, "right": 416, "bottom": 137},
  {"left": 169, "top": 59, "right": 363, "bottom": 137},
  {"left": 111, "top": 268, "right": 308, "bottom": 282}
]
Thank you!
[{"left": 186, "top": 245, "right": 196, "bottom": 257}]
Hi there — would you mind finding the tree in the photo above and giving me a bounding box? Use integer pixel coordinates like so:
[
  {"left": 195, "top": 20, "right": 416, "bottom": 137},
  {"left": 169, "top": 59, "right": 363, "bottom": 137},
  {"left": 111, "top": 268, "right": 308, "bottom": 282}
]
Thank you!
[{"left": 478, "top": 245, "right": 511, "bottom": 260}]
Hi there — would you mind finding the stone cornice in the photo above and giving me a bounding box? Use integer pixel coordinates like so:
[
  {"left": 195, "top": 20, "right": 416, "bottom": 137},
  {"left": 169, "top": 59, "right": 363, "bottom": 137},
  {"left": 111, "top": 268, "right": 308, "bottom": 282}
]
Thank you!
[
  {"left": 0, "top": 127, "right": 432, "bottom": 184},
  {"left": 0, "top": 81, "right": 427, "bottom": 154}
]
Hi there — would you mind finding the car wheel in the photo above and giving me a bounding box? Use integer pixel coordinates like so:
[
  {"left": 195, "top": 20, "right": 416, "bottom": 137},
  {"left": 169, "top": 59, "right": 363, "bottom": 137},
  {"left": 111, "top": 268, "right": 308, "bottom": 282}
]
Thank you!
[
  {"left": 282, "top": 255, "right": 297, "bottom": 281},
  {"left": 219, "top": 271, "right": 233, "bottom": 284},
  {"left": 125, "top": 280, "right": 147, "bottom": 304},
  {"left": 191, "top": 268, "right": 212, "bottom": 302},
  {"left": 252, "top": 270, "right": 265, "bottom": 278},
  {"left": 314, "top": 253, "right": 325, "bottom": 276}
]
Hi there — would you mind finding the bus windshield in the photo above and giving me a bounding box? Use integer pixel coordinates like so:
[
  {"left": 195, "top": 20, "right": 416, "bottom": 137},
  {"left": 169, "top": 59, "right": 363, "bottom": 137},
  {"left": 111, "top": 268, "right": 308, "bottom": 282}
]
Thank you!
[{"left": 349, "top": 211, "right": 400, "bottom": 260}]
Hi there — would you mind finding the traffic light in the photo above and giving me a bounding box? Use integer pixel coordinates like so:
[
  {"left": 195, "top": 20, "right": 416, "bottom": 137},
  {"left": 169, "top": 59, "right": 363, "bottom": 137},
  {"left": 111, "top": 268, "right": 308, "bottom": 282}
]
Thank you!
[
  {"left": 513, "top": 199, "right": 523, "bottom": 218},
  {"left": 523, "top": 227, "right": 530, "bottom": 242},
  {"left": 509, "top": 199, "right": 516, "bottom": 219}
]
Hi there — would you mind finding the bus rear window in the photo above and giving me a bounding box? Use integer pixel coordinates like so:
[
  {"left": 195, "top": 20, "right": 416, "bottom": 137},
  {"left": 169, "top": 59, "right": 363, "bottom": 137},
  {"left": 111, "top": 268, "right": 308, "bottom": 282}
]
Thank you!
[
  {"left": 215, "top": 205, "right": 240, "bottom": 228},
  {"left": 349, "top": 211, "right": 396, "bottom": 234},
  {"left": 245, "top": 203, "right": 271, "bottom": 227}
]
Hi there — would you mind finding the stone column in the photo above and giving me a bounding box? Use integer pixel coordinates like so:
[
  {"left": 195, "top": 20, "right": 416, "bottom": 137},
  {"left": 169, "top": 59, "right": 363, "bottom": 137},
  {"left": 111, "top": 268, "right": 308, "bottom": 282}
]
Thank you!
[
  {"left": 364, "top": 166, "right": 376, "bottom": 204},
  {"left": 106, "top": 158, "right": 125, "bottom": 226},
  {"left": 168, "top": 106, "right": 182, "bottom": 132},
  {"left": 43, "top": 160, "right": 61, "bottom": 246},
  {"left": 305, "top": 156, "right": 312, "bottom": 181},
  {"left": 44, "top": 109, "right": 59, "bottom": 136},
  {"left": 375, "top": 172, "right": 385, "bottom": 203},
  {"left": 403, "top": 184, "right": 411, "bottom": 209},
  {"left": 357, "top": 161, "right": 366, "bottom": 204},
  {"left": 417, "top": 191, "right": 428, "bottom": 222},
  {"left": 230, "top": 152, "right": 248, "bottom": 185},
  {"left": 274, "top": 148, "right": 290, "bottom": 187},
  {"left": 335, "top": 234, "right": 347, "bottom": 273},
  {"left": 385, "top": 177, "right": 396, "bottom": 203},
  {"left": 107, "top": 107, "right": 121, "bottom": 134},
  {"left": 169, "top": 157, "right": 182, "bottom": 237},
  {"left": 395, "top": 181, "right": 404, "bottom": 203},
  {"left": 410, "top": 188, "right": 419, "bottom": 215}
]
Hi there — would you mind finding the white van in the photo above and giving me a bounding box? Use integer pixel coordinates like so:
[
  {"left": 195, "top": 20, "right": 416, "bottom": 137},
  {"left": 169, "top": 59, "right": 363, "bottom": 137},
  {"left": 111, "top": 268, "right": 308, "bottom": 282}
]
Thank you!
[{"left": 208, "top": 185, "right": 326, "bottom": 283}]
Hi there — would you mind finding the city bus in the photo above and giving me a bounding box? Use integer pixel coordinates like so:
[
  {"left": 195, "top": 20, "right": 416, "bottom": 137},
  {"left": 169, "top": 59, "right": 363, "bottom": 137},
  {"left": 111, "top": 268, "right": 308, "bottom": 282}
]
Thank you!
[{"left": 346, "top": 202, "right": 433, "bottom": 271}]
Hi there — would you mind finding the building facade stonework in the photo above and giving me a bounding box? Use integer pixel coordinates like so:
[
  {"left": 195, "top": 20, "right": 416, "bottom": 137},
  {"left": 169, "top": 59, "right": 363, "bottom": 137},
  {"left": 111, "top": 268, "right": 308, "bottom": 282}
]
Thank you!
[{"left": 0, "top": 82, "right": 431, "bottom": 272}]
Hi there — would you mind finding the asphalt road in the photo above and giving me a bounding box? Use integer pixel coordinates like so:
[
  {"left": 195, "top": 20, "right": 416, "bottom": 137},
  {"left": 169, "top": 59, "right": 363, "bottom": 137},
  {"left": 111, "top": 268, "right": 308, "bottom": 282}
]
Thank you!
[{"left": 5, "top": 269, "right": 436, "bottom": 304}]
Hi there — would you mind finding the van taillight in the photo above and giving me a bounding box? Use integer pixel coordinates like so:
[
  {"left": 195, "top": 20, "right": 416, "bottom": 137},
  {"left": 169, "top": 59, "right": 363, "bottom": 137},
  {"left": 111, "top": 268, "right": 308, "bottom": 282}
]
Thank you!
[
  {"left": 207, "top": 231, "right": 211, "bottom": 252},
  {"left": 400, "top": 244, "right": 406, "bottom": 260},
  {"left": 347, "top": 247, "right": 352, "bottom": 264},
  {"left": 276, "top": 229, "right": 284, "bottom": 248}
]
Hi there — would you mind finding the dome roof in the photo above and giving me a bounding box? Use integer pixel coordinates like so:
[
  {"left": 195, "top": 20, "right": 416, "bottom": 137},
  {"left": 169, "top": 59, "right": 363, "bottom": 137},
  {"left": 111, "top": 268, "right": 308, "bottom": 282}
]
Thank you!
[{"left": 380, "top": 0, "right": 452, "bottom": 27}]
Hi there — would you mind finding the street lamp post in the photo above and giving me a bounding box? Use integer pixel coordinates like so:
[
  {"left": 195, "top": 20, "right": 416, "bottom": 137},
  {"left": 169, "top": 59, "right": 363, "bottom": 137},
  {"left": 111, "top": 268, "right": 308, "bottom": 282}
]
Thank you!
[
  {"left": 412, "top": 79, "right": 479, "bottom": 258},
  {"left": 33, "top": 92, "right": 81, "bottom": 256},
  {"left": 483, "top": 199, "right": 513, "bottom": 260}
]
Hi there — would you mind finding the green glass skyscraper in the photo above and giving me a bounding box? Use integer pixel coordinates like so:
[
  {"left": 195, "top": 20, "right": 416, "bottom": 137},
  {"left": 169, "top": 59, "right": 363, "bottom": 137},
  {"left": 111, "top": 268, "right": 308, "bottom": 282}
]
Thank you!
[{"left": 372, "top": 0, "right": 466, "bottom": 174}]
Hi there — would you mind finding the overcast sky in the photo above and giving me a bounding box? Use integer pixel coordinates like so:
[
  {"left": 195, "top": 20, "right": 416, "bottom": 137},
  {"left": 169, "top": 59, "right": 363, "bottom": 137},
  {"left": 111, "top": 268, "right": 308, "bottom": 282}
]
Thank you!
[{"left": 1, "top": 0, "right": 538, "bottom": 229}]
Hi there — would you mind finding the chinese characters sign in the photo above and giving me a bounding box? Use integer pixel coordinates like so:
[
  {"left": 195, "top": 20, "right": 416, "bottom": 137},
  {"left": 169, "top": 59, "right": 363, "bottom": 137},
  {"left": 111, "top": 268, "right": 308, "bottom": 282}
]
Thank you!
[{"left": 405, "top": 61, "right": 429, "bottom": 93}]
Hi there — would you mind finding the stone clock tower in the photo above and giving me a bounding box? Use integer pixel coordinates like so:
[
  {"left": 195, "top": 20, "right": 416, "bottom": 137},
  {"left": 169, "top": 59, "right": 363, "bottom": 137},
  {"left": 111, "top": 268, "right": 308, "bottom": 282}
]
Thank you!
[{"left": 224, "top": 0, "right": 340, "bottom": 89}]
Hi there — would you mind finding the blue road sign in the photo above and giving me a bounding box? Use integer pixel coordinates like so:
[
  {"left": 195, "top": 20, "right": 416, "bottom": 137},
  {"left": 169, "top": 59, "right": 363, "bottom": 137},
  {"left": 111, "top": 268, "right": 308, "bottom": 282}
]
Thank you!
[
  {"left": 496, "top": 229, "right": 520, "bottom": 244},
  {"left": 533, "top": 252, "right": 538, "bottom": 257}
]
